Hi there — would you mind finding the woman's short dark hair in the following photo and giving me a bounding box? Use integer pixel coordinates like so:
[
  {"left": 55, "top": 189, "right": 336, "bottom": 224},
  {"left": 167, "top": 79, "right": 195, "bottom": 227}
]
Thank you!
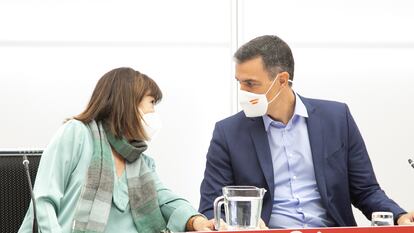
[
  {"left": 234, "top": 35, "right": 294, "bottom": 81},
  {"left": 75, "top": 67, "right": 162, "bottom": 140}
]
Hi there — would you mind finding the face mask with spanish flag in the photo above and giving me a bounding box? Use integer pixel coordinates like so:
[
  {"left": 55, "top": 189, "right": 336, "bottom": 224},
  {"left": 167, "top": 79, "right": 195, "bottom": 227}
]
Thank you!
[{"left": 238, "top": 75, "right": 284, "bottom": 117}]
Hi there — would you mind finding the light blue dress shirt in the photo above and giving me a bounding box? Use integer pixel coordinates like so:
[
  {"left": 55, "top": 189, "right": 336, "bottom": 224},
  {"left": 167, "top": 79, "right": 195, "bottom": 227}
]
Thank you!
[{"left": 263, "top": 93, "right": 335, "bottom": 228}]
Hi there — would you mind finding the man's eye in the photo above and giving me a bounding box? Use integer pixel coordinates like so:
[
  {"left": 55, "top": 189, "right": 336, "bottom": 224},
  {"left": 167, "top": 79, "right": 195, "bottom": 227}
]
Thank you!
[{"left": 246, "top": 81, "right": 255, "bottom": 87}]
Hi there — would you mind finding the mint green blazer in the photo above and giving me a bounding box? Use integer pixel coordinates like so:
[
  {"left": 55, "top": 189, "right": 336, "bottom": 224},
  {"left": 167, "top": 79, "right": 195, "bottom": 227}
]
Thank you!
[{"left": 18, "top": 120, "right": 198, "bottom": 233}]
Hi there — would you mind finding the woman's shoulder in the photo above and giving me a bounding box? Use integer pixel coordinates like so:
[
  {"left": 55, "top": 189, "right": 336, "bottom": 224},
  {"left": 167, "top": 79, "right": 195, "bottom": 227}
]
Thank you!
[
  {"left": 53, "top": 119, "right": 91, "bottom": 141},
  {"left": 141, "top": 153, "right": 156, "bottom": 169},
  {"left": 63, "top": 118, "right": 89, "bottom": 129}
]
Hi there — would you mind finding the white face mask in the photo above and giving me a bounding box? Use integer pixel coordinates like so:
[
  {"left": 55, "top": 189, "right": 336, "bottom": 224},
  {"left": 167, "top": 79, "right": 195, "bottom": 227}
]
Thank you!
[
  {"left": 238, "top": 76, "right": 288, "bottom": 117},
  {"left": 141, "top": 111, "right": 162, "bottom": 141}
]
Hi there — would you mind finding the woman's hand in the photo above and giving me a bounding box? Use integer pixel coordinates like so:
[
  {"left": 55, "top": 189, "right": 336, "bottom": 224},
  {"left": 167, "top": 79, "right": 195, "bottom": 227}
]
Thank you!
[
  {"left": 258, "top": 218, "right": 269, "bottom": 229},
  {"left": 189, "top": 216, "right": 215, "bottom": 231}
]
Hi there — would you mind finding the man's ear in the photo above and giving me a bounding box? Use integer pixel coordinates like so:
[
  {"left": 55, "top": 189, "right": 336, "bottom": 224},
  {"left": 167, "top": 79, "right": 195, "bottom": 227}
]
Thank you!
[{"left": 277, "top": 71, "right": 290, "bottom": 87}]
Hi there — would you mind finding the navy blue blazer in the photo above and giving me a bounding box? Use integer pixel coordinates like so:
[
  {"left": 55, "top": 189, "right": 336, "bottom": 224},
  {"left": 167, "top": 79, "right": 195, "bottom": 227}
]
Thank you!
[{"left": 199, "top": 95, "right": 406, "bottom": 226}]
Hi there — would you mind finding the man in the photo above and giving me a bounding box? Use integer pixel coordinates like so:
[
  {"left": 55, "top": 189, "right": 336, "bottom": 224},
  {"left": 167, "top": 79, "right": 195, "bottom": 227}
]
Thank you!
[{"left": 199, "top": 35, "right": 414, "bottom": 228}]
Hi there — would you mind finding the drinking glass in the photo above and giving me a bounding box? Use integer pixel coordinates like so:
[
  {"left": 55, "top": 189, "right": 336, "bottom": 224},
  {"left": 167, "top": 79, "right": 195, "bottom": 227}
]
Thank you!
[{"left": 371, "top": 212, "right": 394, "bottom": 226}]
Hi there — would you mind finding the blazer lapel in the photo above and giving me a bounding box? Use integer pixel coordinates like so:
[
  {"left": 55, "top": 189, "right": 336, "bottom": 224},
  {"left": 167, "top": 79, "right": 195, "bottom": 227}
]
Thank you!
[
  {"left": 301, "top": 97, "right": 329, "bottom": 210},
  {"left": 249, "top": 117, "right": 274, "bottom": 200}
]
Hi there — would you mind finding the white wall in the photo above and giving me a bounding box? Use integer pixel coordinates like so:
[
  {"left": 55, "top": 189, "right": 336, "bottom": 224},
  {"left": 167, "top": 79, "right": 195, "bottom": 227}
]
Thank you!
[
  {"left": 1, "top": 0, "right": 413, "bottom": 226},
  {"left": 0, "top": 0, "right": 235, "bottom": 208},
  {"left": 239, "top": 0, "right": 414, "bottom": 225}
]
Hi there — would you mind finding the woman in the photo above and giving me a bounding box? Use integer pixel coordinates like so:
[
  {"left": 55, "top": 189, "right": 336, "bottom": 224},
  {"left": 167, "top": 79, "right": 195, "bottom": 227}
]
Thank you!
[{"left": 19, "top": 67, "right": 214, "bottom": 233}]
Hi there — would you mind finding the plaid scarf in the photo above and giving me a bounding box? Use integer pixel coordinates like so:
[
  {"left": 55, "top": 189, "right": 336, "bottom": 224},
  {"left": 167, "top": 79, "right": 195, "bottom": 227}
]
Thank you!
[{"left": 72, "top": 121, "right": 167, "bottom": 233}]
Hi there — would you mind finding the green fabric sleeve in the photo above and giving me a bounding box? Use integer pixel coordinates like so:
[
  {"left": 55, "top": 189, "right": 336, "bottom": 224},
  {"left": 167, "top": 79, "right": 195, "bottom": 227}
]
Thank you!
[
  {"left": 143, "top": 155, "right": 199, "bottom": 232},
  {"left": 18, "top": 120, "right": 87, "bottom": 233}
]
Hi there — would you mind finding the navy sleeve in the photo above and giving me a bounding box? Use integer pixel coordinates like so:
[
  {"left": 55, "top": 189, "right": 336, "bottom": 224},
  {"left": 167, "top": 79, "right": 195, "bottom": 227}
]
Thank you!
[
  {"left": 199, "top": 122, "right": 234, "bottom": 219},
  {"left": 346, "top": 105, "right": 406, "bottom": 222}
]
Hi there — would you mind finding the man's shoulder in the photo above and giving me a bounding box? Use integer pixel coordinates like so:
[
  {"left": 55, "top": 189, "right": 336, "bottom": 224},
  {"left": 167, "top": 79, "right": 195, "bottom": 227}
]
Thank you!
[
  {"left": 299, "top": 95, "right": 348, "bottom": 113},
  {"left": 216, "top": 111, "right": 248, "bottom": 126}
]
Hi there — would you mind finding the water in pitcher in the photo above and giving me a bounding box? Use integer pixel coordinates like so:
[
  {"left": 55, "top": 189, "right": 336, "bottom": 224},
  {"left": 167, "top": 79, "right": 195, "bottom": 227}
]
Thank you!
[{"left": 225, "top": 196, "right": 263, "bottom": 230}]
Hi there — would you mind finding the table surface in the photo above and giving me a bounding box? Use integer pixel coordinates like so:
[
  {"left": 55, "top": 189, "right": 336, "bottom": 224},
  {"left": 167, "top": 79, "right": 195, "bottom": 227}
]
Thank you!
[{"left": 197, "top": 226, "right": 414, "bottom": 233}]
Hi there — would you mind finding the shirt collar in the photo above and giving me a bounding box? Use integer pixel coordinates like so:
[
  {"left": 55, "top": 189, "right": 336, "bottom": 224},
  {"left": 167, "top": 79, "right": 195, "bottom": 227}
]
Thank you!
[{"left": 262, "top": 92, "right": 308, "bottom": 132}]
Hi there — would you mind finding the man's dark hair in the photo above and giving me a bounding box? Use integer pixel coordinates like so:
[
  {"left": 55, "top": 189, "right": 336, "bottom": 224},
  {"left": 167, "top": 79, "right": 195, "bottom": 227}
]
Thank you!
[{"left": 234, "top": 35, "right": 294, "bottom": 82}]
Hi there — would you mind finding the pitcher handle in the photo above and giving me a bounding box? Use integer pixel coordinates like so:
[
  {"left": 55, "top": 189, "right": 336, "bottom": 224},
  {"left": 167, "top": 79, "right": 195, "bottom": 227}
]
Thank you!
[{"left": 213, "top": 195, "right": 224, "bottom": 230}]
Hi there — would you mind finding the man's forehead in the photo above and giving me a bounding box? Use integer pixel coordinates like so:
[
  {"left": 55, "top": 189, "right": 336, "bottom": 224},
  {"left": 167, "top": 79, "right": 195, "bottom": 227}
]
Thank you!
[{"left": 235, "top": 59, "right": 267, "bottom": 80}]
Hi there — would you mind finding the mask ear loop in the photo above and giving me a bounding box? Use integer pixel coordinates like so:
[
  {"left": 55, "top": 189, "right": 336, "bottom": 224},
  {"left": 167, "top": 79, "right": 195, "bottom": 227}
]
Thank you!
[
  {"left": 267, "top": 78, "right": 293, "bottom": 104},
  {"left": 138, "top": 108, "right": 148, "bottom": 125},
  {"left": 264, "top": 75, "right": 279, "bottom": 95}
]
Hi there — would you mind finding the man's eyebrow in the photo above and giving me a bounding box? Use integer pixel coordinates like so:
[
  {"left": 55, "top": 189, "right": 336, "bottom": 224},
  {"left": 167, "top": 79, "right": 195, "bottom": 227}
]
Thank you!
[{"left": 238, "top": 79, "right": 260, "bottom": 83}]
